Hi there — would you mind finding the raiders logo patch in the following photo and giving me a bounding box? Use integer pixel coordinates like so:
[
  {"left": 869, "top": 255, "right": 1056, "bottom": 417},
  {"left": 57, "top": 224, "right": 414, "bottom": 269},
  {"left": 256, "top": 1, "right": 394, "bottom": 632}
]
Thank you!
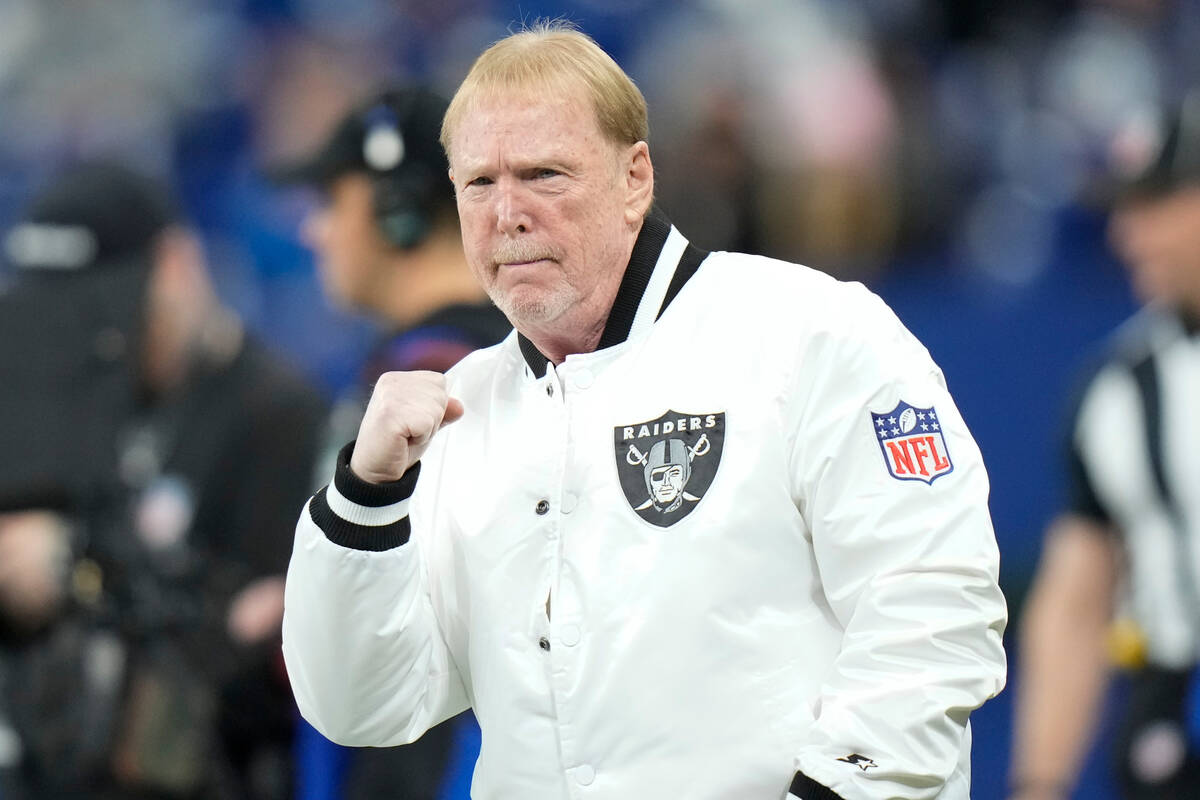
[
  {"left": 871, "top": 401, "right": 953, "bottom": 484},
  {"left": 613, "top": 410, "right": 725, "bottom": 527}
]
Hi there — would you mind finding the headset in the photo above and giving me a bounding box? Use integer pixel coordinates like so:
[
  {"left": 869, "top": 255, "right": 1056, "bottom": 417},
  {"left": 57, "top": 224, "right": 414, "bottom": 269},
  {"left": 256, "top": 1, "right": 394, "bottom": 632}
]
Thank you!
[{"left": 360, "top": 95, "right": 442, "bottom": 250}]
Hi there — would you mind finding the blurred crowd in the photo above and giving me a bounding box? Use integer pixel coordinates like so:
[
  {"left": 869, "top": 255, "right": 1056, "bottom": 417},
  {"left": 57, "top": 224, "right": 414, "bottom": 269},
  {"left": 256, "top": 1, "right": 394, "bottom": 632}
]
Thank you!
[
  {"left": 0, "top": 0, "right": 1197, "bottom": 385},
  {"left": 1, "top": 1, "right": 1199, "bottom": 800}
]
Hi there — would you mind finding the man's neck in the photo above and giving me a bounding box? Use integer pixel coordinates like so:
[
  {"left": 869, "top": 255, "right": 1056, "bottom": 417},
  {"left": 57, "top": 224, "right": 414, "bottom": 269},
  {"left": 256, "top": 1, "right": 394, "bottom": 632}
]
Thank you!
[
  {"left": 525, "top": 215, "right": 655, "bottom": 365},
  {"left": 519, "top": 230, "right": 640, "bottom": 365},
  {"left": 521, "top": 312, "right": 608, "bottom": 366},
  {"left": 377, "top": 233, "right": 487, "bottom": 329}
]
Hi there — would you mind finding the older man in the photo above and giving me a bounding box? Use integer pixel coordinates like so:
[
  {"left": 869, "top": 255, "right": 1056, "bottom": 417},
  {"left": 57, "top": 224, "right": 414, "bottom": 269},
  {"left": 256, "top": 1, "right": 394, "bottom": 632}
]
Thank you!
[{"left": 283, "top": 23, "right": 1006, "bottom": 800}]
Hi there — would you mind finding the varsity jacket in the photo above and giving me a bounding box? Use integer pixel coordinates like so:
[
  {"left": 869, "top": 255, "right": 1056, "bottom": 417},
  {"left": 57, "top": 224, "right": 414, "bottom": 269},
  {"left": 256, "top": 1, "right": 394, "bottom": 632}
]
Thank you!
[{"left": 282, "top": 211, "right": 1008, "bottom": 800}]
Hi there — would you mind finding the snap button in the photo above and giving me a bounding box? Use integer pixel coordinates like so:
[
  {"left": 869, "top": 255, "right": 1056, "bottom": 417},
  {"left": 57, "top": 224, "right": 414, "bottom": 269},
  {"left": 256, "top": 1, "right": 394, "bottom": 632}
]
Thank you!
[
  {"left": 573, "top": 764, "right": 595, "bottom": 785},
  {"left": 535, "top": 499, "right": 550, "bottom": 515},
  {"left": 538, "top": 637, "right": 550, "bottom": 652},
  {"left": 560, "top": 624, "right": 581, "bottom": 647},
  {"left": 561, "top": 492, "right": 578, "bottom": 514},
  {"left": 546, "top": 383, "right": 555, "bottom": 397}
]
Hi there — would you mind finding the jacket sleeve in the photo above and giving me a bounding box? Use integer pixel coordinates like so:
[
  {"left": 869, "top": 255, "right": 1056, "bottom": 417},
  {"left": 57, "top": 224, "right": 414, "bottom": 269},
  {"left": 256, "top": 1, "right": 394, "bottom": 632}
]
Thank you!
[
  {"left": 785, "top": 286, "right": 1008, "bottom": 800},
  {"left": 281, "top": 442, "right": 470, "bottom": 747}
]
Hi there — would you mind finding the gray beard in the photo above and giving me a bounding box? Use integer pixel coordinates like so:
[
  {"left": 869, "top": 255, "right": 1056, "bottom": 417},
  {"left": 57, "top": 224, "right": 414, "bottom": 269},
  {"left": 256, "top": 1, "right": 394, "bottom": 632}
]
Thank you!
[{"left": 494, "top": 289, "right": 573, "bottom": 328}]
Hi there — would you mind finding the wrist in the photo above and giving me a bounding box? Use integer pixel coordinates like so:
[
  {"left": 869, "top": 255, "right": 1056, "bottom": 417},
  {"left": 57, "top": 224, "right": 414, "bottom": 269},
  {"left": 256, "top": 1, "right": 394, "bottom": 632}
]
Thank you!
[
  {"left": 336, "top": 441, "right": 421, "bottom": 506},
  {"left": 348, "top": 449, "right": 411, "bottom": 485}
]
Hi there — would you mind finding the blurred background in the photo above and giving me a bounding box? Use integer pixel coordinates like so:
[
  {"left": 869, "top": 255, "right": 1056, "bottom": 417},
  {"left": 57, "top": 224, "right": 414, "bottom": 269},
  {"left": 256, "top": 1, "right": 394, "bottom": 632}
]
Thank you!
[{"left": 2, "top": 0, "right": 1198, "bottom": 798}]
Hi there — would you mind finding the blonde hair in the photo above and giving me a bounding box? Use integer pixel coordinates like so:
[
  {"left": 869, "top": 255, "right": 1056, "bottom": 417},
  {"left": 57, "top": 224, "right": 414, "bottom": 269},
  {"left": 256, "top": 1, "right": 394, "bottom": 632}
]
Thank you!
[{"left": 440, "top": 21, "right": 649, "bottom": 159}]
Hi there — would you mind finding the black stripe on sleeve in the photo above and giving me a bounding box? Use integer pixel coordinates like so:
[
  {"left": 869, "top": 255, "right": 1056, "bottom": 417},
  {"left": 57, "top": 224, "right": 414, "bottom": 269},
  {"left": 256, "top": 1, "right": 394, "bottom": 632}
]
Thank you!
[
  {"left": 333, "top": 440, "right": 421, "bottom": 507},
  {"left": 309, "top": 486, "right": 412, "bottom": 551},
  {"left": 1057, "top": 351, "right": 1114, "bottom": 526},
  {"left": 1066, "top": 441, "right": 1112, "bottom": 525},
  {"left": 789, "top": 772, "right": 847, "bottom": 800}
]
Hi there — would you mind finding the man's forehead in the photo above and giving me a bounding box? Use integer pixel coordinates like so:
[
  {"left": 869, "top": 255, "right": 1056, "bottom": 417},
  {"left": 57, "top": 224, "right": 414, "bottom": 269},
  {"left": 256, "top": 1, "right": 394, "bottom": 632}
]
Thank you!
[
  {"left": 450, "top": 89, "right": 604, "bottom": 154},
  {"left": 466, "top": 88, "right": 595, "bottom": 128}
]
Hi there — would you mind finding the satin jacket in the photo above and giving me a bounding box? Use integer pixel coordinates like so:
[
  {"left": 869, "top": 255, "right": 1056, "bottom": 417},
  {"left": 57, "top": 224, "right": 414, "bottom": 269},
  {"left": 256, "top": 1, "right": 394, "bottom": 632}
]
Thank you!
[{"left": 283, "top": 212, "right": 1007, "bottom": 800}]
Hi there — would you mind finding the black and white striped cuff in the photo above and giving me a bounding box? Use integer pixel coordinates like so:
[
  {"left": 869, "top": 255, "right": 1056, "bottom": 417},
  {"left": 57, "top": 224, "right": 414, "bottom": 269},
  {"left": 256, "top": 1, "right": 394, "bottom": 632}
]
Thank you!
[
  {"left": 308, "top": 441, "right": 422, "bottom": 552},
  {"left": 790, "top": 772, "right": 845, "bottom": 800}
]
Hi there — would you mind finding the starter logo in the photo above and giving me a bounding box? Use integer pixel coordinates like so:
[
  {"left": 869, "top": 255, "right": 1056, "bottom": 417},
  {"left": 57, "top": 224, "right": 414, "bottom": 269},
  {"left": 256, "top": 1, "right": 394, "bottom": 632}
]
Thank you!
[
  {"left": 871, "top": 401, "right": 953, "bottom": 484},
  {"left": 837, "top": 753, "right": 878, "bottom": 771},
  {"left": 614, "top": 410, "right": 725, "bottom": 527}
]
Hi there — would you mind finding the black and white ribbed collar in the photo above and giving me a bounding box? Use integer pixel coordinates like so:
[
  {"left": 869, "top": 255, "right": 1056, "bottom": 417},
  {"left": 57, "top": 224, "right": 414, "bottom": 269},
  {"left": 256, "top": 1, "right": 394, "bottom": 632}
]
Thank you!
[
  {"left": 518, "top": 207, "right": 709, "bottom": 378},
  {"left": 1182, "top": 308, "right": 1200, "bottom": 338}
]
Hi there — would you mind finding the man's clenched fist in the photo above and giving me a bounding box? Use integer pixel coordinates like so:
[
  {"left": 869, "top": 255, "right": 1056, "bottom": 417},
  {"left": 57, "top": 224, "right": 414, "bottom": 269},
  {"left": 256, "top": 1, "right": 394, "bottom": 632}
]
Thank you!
[{"left": 349, "top": 371, "right": 464, "bottom": 484}]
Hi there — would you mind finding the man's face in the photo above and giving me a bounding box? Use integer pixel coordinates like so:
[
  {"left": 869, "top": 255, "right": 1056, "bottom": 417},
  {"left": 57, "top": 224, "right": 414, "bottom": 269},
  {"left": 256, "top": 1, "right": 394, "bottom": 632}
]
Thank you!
[
  {"left": 1109, "top": 185, "right": 1200, "bottom": 311},
  {"left": 301, "top": 173, "right": 392, "bottom": 311},
  {"left": 447, "top": 89, "right": 649, "bottom": 329}
]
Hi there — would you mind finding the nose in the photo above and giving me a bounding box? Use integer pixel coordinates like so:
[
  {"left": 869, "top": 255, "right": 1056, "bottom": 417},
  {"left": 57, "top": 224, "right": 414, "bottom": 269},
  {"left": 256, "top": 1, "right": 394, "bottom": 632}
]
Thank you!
[{"left": 494, "top": 178, "right": 530, "bottom": 236}]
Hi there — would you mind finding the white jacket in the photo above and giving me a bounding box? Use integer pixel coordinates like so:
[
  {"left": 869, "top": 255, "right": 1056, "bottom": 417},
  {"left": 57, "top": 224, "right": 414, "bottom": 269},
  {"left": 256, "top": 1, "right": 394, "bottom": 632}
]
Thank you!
[{"left": 283, "top": 213, "right": 1008, "bottom": 800}]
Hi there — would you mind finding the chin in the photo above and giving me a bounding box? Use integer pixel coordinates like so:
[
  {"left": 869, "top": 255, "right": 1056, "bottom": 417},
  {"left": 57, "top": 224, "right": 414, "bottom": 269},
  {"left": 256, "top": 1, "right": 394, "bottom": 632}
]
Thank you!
[{"left": 496, "top": 287, "right": 573, "bottom": 327}]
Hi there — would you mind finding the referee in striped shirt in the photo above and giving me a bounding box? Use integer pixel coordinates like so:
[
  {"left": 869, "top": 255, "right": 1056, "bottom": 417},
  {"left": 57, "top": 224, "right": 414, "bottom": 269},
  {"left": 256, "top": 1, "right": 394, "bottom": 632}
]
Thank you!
[{"left": 1010, "top": 89, "right": 1200, "bottom": 800}]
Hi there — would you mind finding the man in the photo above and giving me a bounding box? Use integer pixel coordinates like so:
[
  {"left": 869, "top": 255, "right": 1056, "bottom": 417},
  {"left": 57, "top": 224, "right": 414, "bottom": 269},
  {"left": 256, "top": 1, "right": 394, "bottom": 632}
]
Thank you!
[
  {"left": 274, "top": 86, "right": 509, "bottom": 799},
  {"left": 0, "top": 161, "right": 327, "bottom": 798},
  {"left": 1010, "top": 91, "right": 1200, "bottom": 800},
  {"left": 274, "top": 86, "right": 511, "bottom": 467},
  {"left": 283, "top": 23, "right": 1007, "bottom": 800},
  {"left": 278, "top": 85, "right": 509, "bottom": 375}
]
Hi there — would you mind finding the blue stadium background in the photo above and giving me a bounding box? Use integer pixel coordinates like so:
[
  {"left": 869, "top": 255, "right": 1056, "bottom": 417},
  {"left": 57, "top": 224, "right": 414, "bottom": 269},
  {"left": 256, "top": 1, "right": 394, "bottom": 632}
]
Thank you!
[{"left": 3, "top": 1, "right": 1196, "bottom": 797}]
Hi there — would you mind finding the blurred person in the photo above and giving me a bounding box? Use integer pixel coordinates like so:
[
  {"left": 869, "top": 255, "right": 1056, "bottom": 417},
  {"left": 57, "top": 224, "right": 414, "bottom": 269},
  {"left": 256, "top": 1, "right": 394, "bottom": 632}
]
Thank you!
[
  {"left": 0, "top": 161, "right": 327, "bottom": 799},
  {"left": 1009, "top": 90, "right": 1200, "bottom": 800},
  {"left": 277, "top": 85, "right": 509, "bottom": 384},
  {"left": 283, "top": 22, "right": 1006, "bottom": 800},
  {"left": 0, "top": 507, "right": 72, "bottom": 639},
  {"left": 0, "top": 494, "right": 128, "bottom": 800},
  {"left": 632, "top": 3, "right": 901, "bottom": 276},
  {"left": 271, "top": 85, "right": 508, "bottom": 799}
]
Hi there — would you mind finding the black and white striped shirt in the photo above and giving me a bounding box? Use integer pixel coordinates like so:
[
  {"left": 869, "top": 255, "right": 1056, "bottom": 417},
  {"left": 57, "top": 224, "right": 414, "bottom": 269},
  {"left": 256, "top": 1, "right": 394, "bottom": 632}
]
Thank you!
[{"left": 1068, "top": 307, "right": 1200, "bottom": 667}]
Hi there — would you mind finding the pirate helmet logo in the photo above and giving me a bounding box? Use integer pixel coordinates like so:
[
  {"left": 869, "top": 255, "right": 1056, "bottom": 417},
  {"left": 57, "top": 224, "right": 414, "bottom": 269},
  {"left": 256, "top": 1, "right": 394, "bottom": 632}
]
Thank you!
[{"left": 614, "top": 410, "right": 725, "bottom": 527}]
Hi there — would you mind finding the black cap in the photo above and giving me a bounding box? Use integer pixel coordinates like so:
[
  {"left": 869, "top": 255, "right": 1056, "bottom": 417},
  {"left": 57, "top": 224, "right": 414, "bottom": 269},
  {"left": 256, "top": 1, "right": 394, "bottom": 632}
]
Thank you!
[
  {"left": 3, "top": 161, "right": 179, "bottom": 272},
  {"left": 271, "top": 85, "right": 451, "bottom": 191},
  {"left": 1099, "top": 89, "right": 1200, "bottom": 204}
]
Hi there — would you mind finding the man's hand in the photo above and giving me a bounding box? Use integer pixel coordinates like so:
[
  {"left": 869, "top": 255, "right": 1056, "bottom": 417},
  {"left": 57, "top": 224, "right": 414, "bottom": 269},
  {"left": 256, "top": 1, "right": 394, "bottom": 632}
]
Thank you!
[
  {"left": 349, "top": 371, "right": 464, "bottom": 484},
  {"left": 227, "top": 575, "right": 286, "bottom": 645}
]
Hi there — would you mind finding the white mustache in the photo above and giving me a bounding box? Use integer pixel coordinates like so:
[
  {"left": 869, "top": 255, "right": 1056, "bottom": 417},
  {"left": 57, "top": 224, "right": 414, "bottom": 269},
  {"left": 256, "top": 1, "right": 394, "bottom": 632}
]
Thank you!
[{"left": 492, "top": 242, "right": 557, "bottom": 265}]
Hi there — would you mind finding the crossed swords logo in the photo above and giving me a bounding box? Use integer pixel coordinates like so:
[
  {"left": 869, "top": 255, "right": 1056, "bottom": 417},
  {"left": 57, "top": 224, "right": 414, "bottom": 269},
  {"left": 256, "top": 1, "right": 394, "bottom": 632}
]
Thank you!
[{"left": 624, "top": 433, "right": 711, "bottom": 512}]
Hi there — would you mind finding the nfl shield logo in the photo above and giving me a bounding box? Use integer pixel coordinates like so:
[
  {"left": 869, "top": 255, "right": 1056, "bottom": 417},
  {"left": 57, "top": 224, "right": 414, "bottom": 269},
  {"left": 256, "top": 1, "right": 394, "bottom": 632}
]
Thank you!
[
  {"left": 613, "top": 410, "right": 725, "bottom": 527},
  {"left": 871, "top": 401, "right": 953, "bottom": 484}
]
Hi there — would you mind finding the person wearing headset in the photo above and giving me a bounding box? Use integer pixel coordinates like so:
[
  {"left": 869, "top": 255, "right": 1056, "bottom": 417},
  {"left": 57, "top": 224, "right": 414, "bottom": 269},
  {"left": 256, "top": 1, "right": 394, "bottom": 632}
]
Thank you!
[{"left": 272, "top": 85, "right": 509, "bottom": 800}]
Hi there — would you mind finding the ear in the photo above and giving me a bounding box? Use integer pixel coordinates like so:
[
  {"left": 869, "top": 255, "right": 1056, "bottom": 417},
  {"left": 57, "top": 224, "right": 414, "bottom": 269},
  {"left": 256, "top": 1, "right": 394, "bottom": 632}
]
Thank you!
[{"left": 622, "top": 141, "right": 654, "bottom": 225}]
